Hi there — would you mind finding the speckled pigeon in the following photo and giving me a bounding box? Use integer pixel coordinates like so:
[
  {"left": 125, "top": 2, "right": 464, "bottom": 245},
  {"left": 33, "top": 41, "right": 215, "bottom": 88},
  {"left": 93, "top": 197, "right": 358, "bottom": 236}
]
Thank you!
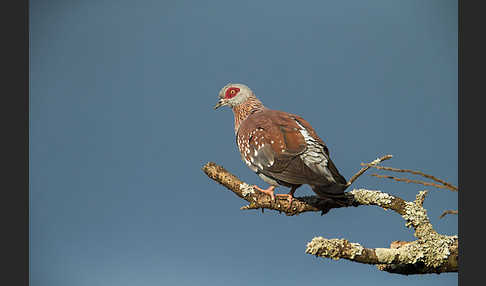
[{"left": 214, "top": 83, "right": 347, "bottom": 205}]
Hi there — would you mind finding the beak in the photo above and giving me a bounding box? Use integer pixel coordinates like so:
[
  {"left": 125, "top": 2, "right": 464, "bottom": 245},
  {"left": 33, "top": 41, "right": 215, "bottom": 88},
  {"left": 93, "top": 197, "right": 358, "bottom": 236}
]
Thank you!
[{"left": 214, "top": 99, "right": 226, "bottom": 110}]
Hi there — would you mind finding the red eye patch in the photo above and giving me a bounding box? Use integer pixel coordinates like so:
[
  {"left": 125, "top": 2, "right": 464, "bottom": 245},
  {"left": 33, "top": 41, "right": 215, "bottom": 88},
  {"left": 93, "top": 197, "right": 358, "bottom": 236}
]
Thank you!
[{"left": 225, "top": 87, "right": 240, "bottom": 99}]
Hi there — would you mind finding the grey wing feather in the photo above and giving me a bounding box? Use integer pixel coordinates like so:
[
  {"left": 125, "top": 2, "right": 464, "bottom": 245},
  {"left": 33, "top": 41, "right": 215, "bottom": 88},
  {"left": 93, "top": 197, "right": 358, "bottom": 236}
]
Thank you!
[{"left": 251, "top": 144, "right": 275, "bottom": 170}]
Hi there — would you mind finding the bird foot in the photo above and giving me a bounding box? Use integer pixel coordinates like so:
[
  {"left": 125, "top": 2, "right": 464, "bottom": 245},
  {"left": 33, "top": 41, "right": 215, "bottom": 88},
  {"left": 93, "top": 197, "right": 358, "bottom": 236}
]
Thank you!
[
  {"left": 276, "top": 193, "right": 294, "bottom": 207},
  {"left": 252, "top": 185, "right": 276, "bottom": 201}
]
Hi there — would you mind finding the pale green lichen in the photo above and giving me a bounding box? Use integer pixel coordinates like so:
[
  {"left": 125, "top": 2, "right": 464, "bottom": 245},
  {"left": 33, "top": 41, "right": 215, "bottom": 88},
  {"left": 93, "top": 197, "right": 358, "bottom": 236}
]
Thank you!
[
  {"left": 306, "top": 237, "right": 365, "bottom": 261},
  {"left": 349, "top": 242, "right": 364, "bottom": 259},
  {"left": 393, "top": 190, "right": 457, "bottom": 268},
  {"left": 415, "top": 190, "right": 427, "bottom": 206},
  {"left": 402, "top": 200, "right": 428, "bottom": 229},
  {"left": 375, "top": 248, "right": 401, "bottom": 264},
  {"left": 417, "top": 234, "right": 457, "bottom": 268},
  {"left": 307, "top": 234, "right": 457, "bottom": 271},
  {"left": 394, "top": 241, "right": 425, "bottom": 264},
  {"left": 305, "top": 237, "right": 326, "bottom": 256},
  {"left": 307, "top": 189, "right": 457, "bottom": 272},
  {"left": 350, "top": 189, "right": 394, "bottom": 206},
  {"left": 239, "top": 183, "right": 255, "bottom": 197},
  {"left": 383, "top": 234, "right": 457, "bottom": 269},
  {"left": 402, "top": 191, "right": 432, "bottom": 235}
]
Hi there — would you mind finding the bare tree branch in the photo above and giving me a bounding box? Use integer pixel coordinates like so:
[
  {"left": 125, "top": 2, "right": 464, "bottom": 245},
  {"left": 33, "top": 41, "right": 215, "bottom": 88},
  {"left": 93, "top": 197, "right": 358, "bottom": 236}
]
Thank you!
[
  {"left": 439, "top": 210, "right": 459, "bottom": 219},
  {"left": 202, "top": 162, "right": 358, "bottom": 216},
  {"left": 202, "top": 161, "right": 458, "bottom": 275},
  {"left": 363, "top": 164, "right": 458, "bottom": 192},
  {"left": 346, "top": 155, "right": 393, "bottom": 188},
  {"left": 306, "top": 237, "right": 458, "bottom": 275},
  {"left": 370, "top": 174, "right": 455, "bottom": 191}
]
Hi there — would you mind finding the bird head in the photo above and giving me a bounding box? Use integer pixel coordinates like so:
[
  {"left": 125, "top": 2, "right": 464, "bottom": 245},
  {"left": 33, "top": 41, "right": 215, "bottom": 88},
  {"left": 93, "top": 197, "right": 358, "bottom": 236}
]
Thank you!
[{"left": 214, "top": 83, "right": 253, "bottom": 110}]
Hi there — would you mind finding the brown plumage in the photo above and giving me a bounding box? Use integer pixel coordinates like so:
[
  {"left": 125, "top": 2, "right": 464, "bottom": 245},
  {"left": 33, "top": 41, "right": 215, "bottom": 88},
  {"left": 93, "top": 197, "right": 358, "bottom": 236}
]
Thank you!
[{"left": 214, "top": 83, "right": 347, "bottom": 205}]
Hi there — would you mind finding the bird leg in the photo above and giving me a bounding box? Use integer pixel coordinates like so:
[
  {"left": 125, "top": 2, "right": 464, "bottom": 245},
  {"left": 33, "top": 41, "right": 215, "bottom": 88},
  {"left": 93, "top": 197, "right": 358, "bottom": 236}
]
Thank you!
[
  {"left": 252, "top": 185, "right": 276, "bottom": 201},
  {"left": 276, "top": 186, "right": 297, "bottom": 207}
]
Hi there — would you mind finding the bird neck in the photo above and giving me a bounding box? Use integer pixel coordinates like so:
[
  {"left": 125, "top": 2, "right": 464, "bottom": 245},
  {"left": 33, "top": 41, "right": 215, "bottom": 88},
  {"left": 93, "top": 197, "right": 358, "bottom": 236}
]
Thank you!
[{"left": 232, "top": 95, "right": 265, "bottom": 133}]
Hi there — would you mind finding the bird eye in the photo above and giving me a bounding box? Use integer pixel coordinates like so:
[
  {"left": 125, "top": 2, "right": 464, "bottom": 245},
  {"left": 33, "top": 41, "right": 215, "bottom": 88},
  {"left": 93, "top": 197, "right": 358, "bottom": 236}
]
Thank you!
[{"left": 225, "top": 87, "right": 240, "bottom": 98}]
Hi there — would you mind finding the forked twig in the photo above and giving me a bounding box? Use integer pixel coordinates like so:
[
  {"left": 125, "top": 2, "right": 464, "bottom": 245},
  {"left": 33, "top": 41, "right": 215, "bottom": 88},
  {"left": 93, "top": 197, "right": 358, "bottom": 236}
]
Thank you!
[{"left": 345, "top": 154, "right": 393, "bottom": 188}]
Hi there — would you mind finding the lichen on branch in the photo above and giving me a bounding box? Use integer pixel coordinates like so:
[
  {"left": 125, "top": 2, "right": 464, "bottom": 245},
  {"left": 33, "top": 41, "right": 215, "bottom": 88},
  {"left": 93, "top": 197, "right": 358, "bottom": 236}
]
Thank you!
[
  {"left": 202, "top": 160, "right": 458, "bottom": 275},
  {"left": 304, "top": 189, "right": 458, "bottom": 275}
]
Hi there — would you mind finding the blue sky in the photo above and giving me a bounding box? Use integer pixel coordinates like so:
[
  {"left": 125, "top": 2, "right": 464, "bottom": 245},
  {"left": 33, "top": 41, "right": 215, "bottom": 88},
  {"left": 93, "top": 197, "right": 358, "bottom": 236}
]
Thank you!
[{"left": 30, "top": 0, "right": 457, "bottom": 285}]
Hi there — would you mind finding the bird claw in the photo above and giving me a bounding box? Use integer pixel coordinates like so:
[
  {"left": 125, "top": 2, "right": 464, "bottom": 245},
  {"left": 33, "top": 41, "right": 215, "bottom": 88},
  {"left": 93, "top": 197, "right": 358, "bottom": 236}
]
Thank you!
[
  {"left": 276, "top": 193, "right": 294, "bottom": 208},
  {"left": 252, "top": 185, "right": 276, "bottom": 202}
]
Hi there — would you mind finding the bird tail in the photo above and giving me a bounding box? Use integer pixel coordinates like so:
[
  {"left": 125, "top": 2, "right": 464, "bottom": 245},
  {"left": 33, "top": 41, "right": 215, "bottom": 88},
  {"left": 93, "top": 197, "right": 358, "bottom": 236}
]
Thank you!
[
  {"left": 311, "top": 183, "right": 346, "bottom": 197},
  {"left": 327, "top": 158, "right": 347, "bottom": 186},
  {"left": 311, "top": 183, "right": 349, "bottom": 206},
  {"left": 310, "top": 158, "right": 350, "bottom": 206}
]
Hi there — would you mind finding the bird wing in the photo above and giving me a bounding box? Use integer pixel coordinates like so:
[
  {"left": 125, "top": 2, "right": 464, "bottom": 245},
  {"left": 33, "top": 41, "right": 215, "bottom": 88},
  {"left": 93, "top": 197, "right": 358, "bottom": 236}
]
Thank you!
[
  {"left": 237, "top": 109, "right": 344, "bottom": 186},
  {"left": 291, "top": 114, "right": 347, "bottom": 185}
]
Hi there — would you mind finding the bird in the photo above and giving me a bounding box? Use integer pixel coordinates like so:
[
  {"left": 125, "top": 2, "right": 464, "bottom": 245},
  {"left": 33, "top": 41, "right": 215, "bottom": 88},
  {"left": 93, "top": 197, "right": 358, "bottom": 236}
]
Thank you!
[{"left": 214, "top": 83, "right": 348, "bottom": 206}]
